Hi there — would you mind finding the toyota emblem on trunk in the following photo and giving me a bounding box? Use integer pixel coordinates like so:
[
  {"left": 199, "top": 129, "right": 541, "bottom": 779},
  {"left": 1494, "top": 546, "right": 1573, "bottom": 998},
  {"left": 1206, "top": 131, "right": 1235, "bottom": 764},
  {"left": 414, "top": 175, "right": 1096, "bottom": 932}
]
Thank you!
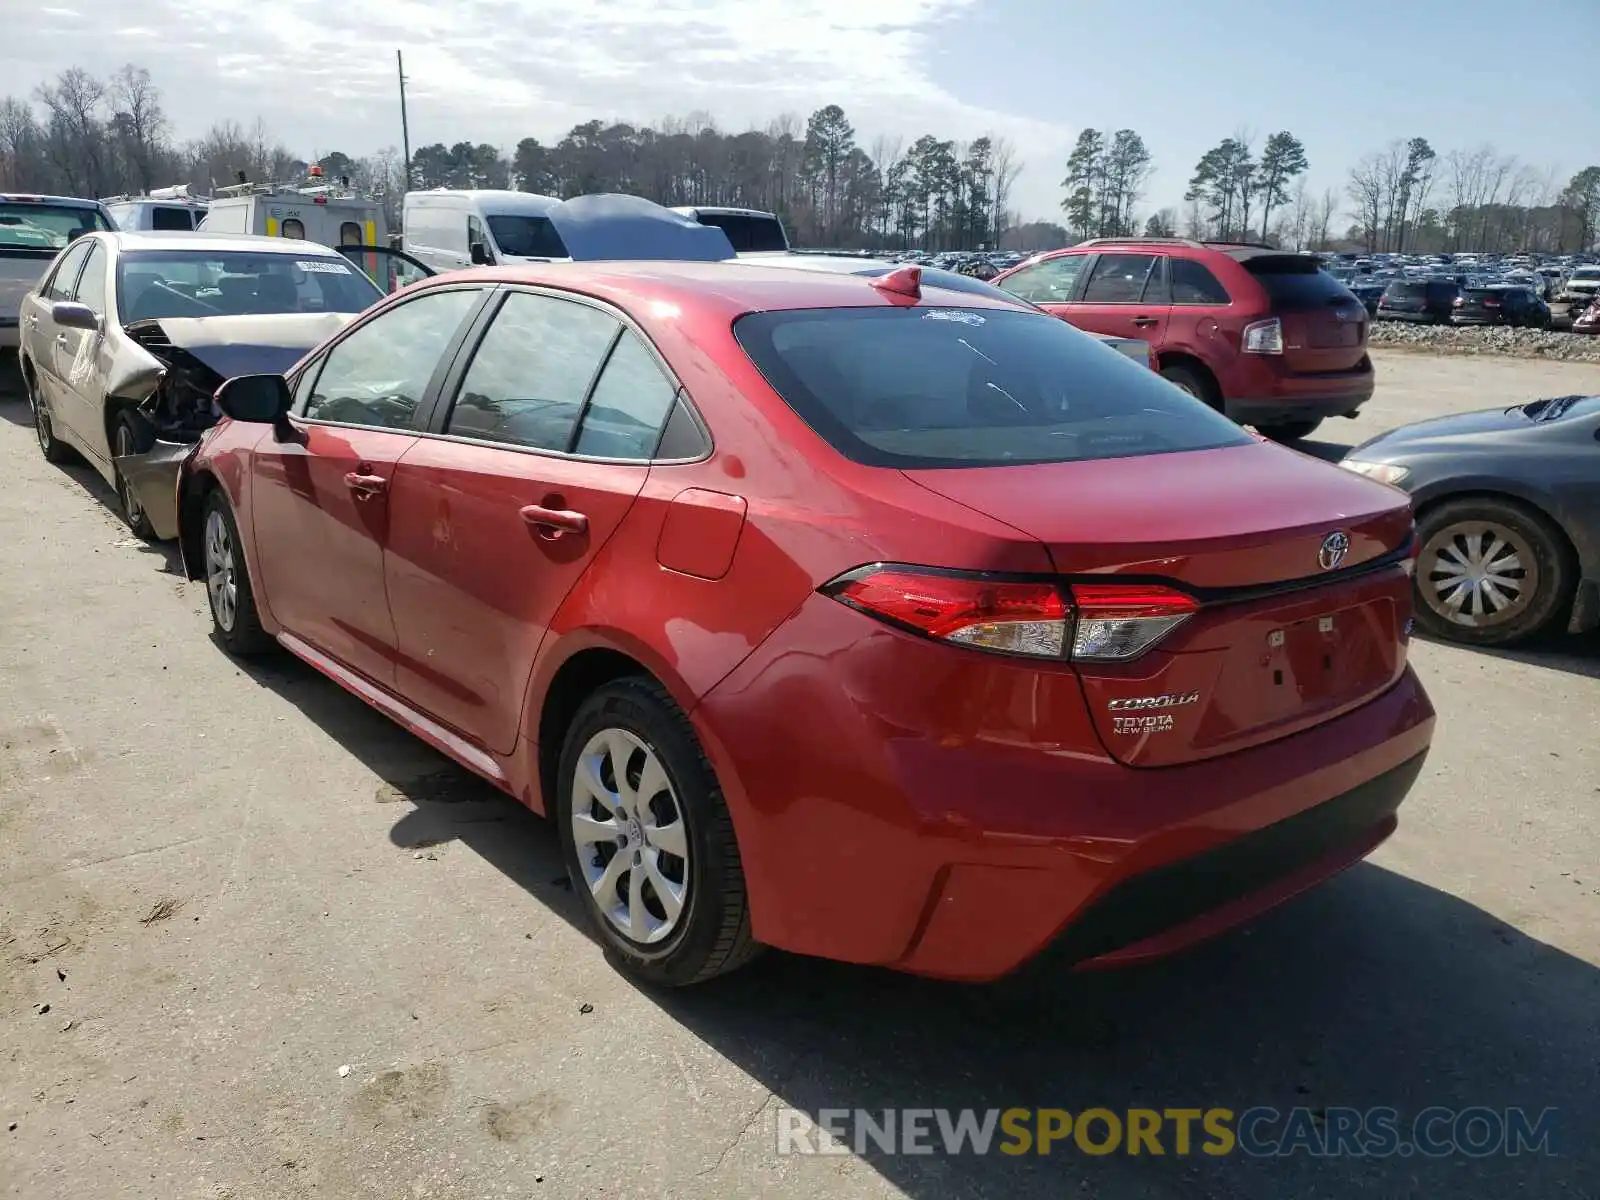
[{"left": 1319, "top": 531, "right": 1351, "bottom": 571}]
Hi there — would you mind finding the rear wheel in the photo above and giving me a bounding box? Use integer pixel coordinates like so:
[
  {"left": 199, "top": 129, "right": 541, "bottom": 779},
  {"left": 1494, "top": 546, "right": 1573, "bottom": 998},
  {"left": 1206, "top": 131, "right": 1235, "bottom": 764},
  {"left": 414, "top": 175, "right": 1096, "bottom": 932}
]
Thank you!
[
  {"left": 30, "top": 376, "right": 75, "bottom": 465},
  {"left": 113, "top": 410, "right": 156, "bottom": 539},
  {"left": 557, "top": 677, "right": 758, "bottom": 987},
  {"left": 1414, "top": 497, "right": 1572, "bottom": 646},
  {"left": 1159, "top": 364, "right": 1215, "bottom": 408},
  {"left": 1254, "top": 418, "right": 1323, "bottom": 442}
]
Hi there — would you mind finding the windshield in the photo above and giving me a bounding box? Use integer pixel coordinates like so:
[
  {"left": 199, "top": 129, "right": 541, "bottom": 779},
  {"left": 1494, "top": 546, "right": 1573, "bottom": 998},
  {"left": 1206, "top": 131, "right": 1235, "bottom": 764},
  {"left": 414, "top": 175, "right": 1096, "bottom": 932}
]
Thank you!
[
  {"left": 734, "top": 306, "right": 1251, "bottom": 469},
  {"left": 0, "top": 202, "right": 114, "bottom": 250},
  {"left": 1571, "top": 268, "right": 1600, "bottom": 281},
  {"left": 115, "top": 250, "right": 383, "bottom": 322},
  {"left": 486, "top": 214, "right": 568, "bottom": 259},
  {"left": 692, "top": 212, "right": 788, "bottom": 253}
]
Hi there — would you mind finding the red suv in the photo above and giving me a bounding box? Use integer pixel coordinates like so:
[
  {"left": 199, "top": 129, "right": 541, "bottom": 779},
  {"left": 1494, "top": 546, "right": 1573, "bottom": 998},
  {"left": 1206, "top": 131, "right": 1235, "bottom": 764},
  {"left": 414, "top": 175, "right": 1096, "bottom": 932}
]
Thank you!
[{"left": 993, "top": 238, "right": 1374, "bottom": 442}]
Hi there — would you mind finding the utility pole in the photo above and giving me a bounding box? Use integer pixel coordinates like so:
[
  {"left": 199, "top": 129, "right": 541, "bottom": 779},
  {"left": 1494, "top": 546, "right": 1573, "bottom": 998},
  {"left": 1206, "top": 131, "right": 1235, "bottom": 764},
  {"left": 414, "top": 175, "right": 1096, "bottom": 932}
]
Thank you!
[{"left": 397, "top": 50, "right": 412, "bottom": 190}]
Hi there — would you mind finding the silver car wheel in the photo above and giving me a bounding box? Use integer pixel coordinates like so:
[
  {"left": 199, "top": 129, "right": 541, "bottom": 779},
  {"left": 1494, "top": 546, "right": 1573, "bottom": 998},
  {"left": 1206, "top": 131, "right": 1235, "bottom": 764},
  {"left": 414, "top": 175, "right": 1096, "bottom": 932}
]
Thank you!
[
  {"left": 115, "top": 424, "right": 144, "bottom": 525},
  {"left": 569, "top": 728, "right": 690, "bottom": 945},
  {"left": 34, "top": 397, "right": 52, "bottom": 454},
  {"left": 1420, "top": 520, "right": 1538, "bottom": 628},
  {"left": 204, "top": 508, "right": 238, "bottom": 632}
]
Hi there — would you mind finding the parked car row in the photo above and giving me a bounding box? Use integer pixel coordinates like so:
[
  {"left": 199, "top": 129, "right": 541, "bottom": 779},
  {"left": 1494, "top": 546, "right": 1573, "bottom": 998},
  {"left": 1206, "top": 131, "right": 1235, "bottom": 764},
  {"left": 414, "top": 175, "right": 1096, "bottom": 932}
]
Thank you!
[{"left": 7, "top": 197, "right": 1451, "bottom": 989}]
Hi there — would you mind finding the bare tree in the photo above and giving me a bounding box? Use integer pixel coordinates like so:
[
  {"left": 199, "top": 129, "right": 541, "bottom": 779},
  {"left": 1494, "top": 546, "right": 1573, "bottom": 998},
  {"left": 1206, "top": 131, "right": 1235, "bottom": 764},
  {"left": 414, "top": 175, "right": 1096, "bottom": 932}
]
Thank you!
[
  {"left": 109, "top": 64, "right": 167, "bottom": 191},
  {"left": 34, "top": 67, "right": 110, "bottom": 195},
  {"left": 989, "top": 135, "right": 1021, "bottom": 245},
  {"left": 1346, "top": 153, "right": 1384, "bottom": 251}
]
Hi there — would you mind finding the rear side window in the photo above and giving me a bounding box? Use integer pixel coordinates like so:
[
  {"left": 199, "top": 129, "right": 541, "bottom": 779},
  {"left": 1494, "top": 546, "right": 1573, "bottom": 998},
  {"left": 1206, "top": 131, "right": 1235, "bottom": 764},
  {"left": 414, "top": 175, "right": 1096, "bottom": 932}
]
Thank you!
[
  {"left": 1169, "top": 258, "right": 1231, "bottom": 304},
  {"left": 572, "top": 330, "right": 679, "bottom": 459},
  {"left": 1240, "top": 256, "right": 1359, "bottom": 310},
  {"left": 151, "top": 207, "right": 193, "bottom": 231},
  {"left": 446, "top": 291, "right": 620, "bottom": 452},
  {"left": 692, "top": 213, "right": 788, "bottom": 253},
  {"left": 734, "top": 307, "right": 1251, "bottom": 469},
  {"left": 1080, "top": 254, "right": 1157, "bottom": 303}
]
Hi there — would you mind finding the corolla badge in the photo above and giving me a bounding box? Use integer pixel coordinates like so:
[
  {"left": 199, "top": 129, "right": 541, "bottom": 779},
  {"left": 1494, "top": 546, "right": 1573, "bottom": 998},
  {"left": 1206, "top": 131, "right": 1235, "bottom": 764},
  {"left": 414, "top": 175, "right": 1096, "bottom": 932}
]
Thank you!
[{"left": 1319, "top": 531, "right": 1351, "bottom": 571}]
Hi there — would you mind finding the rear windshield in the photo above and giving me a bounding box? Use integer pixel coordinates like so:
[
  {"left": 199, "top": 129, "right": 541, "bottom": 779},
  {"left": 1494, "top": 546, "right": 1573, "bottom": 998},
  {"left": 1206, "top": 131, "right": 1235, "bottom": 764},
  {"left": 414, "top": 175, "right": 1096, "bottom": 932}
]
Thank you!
[
  {"left": 1238, "top": 256, "right": 1359, "bottom": 310},
  {"left": 486, "top": 214, "right": 568, "bottom": 259},
  {"left": 733, "top": 306, "right": 1251, "bottom": 469},
  {"left": 116, "top": 250, "right": 383, "bottom": 321},
  {"left": 0, "top": 201, "right": 114, "bottom": 250},
  {"left": 691, "top": 212, "right": 788, "bottom": 253}
]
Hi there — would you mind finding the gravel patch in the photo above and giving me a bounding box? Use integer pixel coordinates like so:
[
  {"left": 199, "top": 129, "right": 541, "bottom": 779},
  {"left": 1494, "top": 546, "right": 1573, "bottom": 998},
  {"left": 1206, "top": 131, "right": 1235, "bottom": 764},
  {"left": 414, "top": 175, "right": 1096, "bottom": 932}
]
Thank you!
[{"left": 1368, "top": 320, "right": 1600, "bottom": 362}]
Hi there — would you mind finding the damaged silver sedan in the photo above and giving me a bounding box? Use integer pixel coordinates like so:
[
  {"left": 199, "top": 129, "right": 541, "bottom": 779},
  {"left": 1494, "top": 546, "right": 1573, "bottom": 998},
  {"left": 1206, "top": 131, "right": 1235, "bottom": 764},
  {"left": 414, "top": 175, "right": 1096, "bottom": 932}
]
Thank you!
[{"left": 16, "top": 231, "right": 395, "bottom": 539}]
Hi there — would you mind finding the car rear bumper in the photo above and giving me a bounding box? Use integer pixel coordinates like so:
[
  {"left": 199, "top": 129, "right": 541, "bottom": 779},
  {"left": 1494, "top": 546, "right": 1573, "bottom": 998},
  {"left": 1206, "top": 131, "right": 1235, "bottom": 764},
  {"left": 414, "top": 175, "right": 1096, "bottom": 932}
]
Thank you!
[
  {"left": 695, "top": 594, "right": 1435, "bottom": 981},
  {"left": 1225, "top": 386, "right": 1374, "bottom": 425},
  {"left": 1377, "top": 310, "right": 1440, "bottom": 322}
]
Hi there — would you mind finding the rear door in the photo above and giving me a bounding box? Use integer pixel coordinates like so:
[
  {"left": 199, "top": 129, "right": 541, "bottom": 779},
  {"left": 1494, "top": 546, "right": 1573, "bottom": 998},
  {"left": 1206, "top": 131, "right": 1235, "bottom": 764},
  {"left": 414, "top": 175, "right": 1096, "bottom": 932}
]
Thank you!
[
  {"left": 383, "top": 288, "right": 675, "bottom": 753},
  {"left": 1161, "top": 255, "right": 1234, "bottom": 355},
  {"left": 1238, "top": 255, "right": 1367, "bottom": 373},
  {"left": 54, "top": 238, "right": 114, "bottom": 462},
  {"left": 1062, "top": 252, "right": 1169, "bottom": 346},
  {"left": 25, "top": 239, "right": 92, "bottom": 417}
]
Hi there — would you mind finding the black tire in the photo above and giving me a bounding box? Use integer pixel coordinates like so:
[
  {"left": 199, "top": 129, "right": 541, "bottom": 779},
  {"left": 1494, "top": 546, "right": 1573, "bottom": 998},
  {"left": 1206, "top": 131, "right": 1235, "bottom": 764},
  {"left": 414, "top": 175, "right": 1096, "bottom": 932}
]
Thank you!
[
  {"left": 1413, "top": 497, "right": 1573, "bottom": 646},
  {"left": 27, "top": 371, "right": 76, "bottom": 465},
  {"left": 201, "top": 488, "right": 274, "bottom": 657},
  {"left": 556, "top": 677, "right": 758, "bottom": 987},
  {"left": 112, "top": 409, "right": 157, "bottom": 540},
  {"left": 1159, "top": 364, "right": 1216, "bottom": 408},
  {"left": 1254, "top": 418, "right": 1324, "bottom": 442}
]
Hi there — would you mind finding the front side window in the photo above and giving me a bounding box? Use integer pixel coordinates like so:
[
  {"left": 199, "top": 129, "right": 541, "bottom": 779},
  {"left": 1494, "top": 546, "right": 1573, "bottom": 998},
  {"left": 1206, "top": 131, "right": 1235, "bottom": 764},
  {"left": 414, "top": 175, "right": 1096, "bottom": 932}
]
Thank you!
[
  {"left": 302, "top": 287, "right": 482, "bottom": 429},
  {"left": 444, "top": 291, "right": 620, "bottom": 452},
  {"left": 1080, "top": 254, "right": 1158, "bottom": 304},
  {"left": 485, "top": 215, "right": 568, "bottom": 259},
  {"left": 73, "top": 241, "right": 108, "bottom": 314},
  {"left": 996, "top": 255, "right": 1086, "bottom": 304},
  {"left": 115, "top": 250, "right": 383, "bottom": 321},
  {"left": 43, "top": 240, "right": 93, "bottom": 300},
  {"left": 734, "top": 306, "right": 1251, "bottom": 469}
]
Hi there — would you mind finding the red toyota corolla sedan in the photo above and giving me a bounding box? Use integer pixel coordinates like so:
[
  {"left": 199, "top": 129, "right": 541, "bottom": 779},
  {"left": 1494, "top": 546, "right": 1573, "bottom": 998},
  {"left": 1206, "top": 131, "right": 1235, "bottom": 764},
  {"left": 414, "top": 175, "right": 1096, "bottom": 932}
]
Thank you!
[{"left": 175, "top": 258, "right": 1435, "bottom": 986}]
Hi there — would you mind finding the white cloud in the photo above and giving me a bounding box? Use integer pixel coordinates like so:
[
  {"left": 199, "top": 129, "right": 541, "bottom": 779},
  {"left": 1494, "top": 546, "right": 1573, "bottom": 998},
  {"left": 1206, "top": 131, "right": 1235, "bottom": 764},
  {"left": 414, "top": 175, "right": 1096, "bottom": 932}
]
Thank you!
[{"left": 2, "top": 0, "right": 1076, "bottom": 217}]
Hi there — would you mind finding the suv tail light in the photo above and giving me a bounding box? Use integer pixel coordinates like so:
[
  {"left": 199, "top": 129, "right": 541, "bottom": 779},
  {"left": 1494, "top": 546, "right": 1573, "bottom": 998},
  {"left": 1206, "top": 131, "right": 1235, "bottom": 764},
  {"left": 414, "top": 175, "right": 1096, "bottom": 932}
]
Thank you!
[
  {"left": 822, "top": 566, "right": 1196, "bottom": 662},
  {"left": 1241, "top": 317, "right": 1283, "bottom": 354}
]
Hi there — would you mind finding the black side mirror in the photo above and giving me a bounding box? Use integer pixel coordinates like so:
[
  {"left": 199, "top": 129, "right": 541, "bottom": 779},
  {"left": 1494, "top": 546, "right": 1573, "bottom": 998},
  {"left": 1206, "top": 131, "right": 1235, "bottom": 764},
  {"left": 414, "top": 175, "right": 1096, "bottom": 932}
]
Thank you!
[
  {"left": 51, "top": 300, "right": 100, "bottom": 331},
  {"left": 214, "top": 374, "right": 292, "bottom": 424},
  {"left": 469, "top": 242, "right": 492, "bottom": 266}
]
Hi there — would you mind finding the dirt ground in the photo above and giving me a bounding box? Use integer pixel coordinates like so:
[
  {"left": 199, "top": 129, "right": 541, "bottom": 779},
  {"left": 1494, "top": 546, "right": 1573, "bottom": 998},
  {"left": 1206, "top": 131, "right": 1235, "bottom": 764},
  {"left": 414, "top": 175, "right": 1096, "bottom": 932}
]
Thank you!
[{"left": 1, "top": 349, "right": 1597, "bottom": 1199}]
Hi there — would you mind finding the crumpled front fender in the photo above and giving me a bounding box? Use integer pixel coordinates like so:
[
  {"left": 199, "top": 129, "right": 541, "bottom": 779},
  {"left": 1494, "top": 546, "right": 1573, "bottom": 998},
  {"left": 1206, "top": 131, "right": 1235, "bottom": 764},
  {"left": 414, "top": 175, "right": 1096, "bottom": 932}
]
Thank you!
[
  {"left": 105, "top": 333, "right": 166, "bottom": 402},
  {"left": 112, "top": 440, "right": 195, "bottom": 542}
]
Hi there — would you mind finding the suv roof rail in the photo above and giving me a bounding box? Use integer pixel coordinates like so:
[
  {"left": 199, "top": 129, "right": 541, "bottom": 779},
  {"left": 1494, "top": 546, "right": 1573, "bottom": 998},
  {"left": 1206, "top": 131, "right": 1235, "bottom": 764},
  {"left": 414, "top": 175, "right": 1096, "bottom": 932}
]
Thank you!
[
  {"left": 1203, "top": 239, "right": 1282, "bottom": 251},
  {"left": 1076, "top": 236, "right": 1205, "bottom": 249}
]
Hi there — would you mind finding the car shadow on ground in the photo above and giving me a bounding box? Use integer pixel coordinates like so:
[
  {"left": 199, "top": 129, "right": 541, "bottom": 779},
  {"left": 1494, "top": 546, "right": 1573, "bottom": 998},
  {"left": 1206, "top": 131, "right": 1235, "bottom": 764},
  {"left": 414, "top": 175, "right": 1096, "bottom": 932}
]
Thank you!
[
  {"left": 1419, "top": 629, "right": 1600, "bottom": 679},
  {"left": 233, "top": 649, "right": 1597, "bottom": 1200}
]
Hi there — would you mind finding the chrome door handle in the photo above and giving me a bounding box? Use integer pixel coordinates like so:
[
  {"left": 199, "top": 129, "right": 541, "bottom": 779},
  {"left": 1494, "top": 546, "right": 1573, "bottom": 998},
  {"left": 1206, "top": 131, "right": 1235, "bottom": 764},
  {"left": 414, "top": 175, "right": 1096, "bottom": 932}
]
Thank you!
[{"left": 344, "top": 471, "right": 388, "bottom": 498}]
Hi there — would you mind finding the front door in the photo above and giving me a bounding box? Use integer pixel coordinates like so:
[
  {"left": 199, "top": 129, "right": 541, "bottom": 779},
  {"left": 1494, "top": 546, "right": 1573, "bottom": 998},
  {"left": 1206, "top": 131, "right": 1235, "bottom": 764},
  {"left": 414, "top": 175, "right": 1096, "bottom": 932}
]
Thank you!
[
  {"left": 383, "top": 290, "right": 679, "bottom": 752},
  {"left": 249, "top": 285, "right": 487, "bottom": 685},
  {"left": 336, "top": 245, "right": 436, "bottom": 295}
]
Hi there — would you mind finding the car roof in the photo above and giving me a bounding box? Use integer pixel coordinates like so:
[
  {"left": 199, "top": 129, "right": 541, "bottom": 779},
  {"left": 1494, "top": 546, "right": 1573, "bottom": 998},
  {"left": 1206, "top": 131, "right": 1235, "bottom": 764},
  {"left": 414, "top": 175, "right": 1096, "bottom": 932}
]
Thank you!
[
  {"left": 418, "top": 259, "right": 1032, "bottom": 319},
  {"left": 0, "top": 193, "right": 106, "bottom": 209},
  {"left": 109, "top": 231, "right": 346, "bottom": 255},
  {"left": 409, "top": 189, "right": 562, "bottom": 213}
]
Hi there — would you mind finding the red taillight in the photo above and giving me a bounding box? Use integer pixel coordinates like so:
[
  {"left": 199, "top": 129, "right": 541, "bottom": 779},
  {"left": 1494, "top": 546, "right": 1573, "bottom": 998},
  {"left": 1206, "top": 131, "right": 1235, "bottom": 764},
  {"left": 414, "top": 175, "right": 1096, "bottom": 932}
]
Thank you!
[
  {"left": 1483, "top": 298, "right": 1500, "bottom": 307},
  {"left": 822, "top": 567, "right": 1196, "bottom": 661},
  {"left": 1068, "top": 582, "right": 1199, "bottom": 661}
]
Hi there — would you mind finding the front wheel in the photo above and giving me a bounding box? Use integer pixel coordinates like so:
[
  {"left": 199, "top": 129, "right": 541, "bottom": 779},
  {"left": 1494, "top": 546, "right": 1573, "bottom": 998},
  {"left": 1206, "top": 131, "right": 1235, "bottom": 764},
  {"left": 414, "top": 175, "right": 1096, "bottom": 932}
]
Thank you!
[
  {"left": 557, "top": 678, "right": 758, "bottom": 987},
  {"left": 1413, "top": 497, "right": 1573, "bottom": 646},
  {"left": 113, "top": 410, "right": 156, "bottom": 539},
  {"left": 1254, "top": 418, "right": 1323, "bottom": 442},
  {"left": 201, "top": 489, "right": 274, "bottom": 656}
]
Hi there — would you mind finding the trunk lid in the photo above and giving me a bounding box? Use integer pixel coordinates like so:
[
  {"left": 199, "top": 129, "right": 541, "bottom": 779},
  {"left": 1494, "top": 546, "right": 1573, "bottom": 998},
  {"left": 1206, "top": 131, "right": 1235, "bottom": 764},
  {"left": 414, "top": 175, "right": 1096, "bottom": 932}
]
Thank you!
[
  {"left": 1238, "top": 254, "right": 1368, "bottom": 372},
  {"left": 903, "top": 442, "right": 1415, "bottom": 766}
]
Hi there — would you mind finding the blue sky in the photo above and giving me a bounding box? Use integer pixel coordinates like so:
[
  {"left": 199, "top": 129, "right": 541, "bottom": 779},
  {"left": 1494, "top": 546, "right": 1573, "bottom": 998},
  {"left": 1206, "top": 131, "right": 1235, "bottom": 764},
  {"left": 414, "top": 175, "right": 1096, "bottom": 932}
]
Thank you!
[{"left": 9, "top": 0, "right": 1600, "bottom": 222}]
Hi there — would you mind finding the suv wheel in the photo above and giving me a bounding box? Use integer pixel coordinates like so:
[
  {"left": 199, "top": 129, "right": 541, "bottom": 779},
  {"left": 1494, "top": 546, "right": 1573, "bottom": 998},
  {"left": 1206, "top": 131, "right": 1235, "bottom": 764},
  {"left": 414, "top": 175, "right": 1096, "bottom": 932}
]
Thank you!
[{"left": 1160, "top": 364, "right": 1216, "bottom": 408}]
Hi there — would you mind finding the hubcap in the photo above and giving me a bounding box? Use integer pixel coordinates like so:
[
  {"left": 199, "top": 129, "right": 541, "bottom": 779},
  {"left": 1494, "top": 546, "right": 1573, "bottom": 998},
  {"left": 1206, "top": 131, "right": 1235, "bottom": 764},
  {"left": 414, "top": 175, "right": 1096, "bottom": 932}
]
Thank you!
[
  {"left": 570, "top": 728, "right": 689, "bottom": 945},
  {"left": 204, "top": 508, "right": 238, "bottom": 632},
  {"left": 1420, "top": 520, "right": 1538, "bottom": 628},
  {"left": 116, "top": 425, "right": 143, "bottom": 524}
]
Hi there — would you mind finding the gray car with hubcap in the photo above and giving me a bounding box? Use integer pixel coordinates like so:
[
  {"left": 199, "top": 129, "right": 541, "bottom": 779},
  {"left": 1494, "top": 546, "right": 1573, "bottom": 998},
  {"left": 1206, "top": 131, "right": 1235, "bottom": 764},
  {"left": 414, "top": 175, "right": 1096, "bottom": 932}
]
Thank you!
[{"left": 1340, "top": 394, "right": 1600, "bottom": 645}]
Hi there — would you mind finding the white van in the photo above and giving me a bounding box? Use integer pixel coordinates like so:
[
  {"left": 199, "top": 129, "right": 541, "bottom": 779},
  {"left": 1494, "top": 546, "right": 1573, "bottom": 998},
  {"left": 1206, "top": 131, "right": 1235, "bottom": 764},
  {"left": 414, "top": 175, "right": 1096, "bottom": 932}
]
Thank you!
[
  {"left": 402, "top": 190, "right": 570, "bottom": 271},
  {"left": 103, "top": 185, "right": 208, "bottom": 232},
  {"left": 670, "top": 206, "right": 790, "bottom": 254}
]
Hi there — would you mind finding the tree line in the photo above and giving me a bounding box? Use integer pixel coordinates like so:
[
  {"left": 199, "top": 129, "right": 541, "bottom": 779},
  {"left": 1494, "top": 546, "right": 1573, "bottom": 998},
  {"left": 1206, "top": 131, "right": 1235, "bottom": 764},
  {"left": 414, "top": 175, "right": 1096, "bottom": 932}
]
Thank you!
[{"left": 2, "top": 64, "right": 1596, "bottom": 255}]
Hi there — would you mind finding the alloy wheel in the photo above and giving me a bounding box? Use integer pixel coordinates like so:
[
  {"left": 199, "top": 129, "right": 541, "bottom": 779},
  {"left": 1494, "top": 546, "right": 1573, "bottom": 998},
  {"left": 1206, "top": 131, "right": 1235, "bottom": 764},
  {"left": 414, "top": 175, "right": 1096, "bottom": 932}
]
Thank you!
[
  {"left": 1419, "top": 519, "right": 1539, "bottom": 628},
  {"left": 569, "top": 728, "right": 690, "bottom": 945},
  {"left": 204, "top": 508, "right": 238, "bottom": 632},
  {"left": 34, "top": 397, "right": 52, "bottom": 455}
]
